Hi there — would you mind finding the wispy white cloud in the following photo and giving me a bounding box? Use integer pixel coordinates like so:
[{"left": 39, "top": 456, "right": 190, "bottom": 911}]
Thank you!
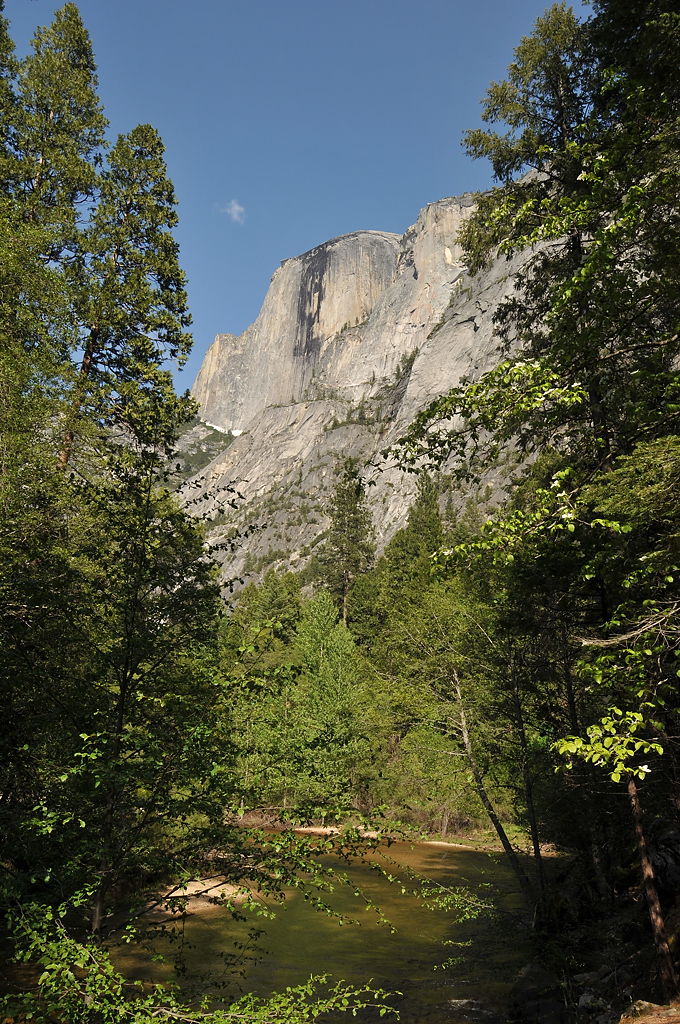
[{"left": 222, "top": 199, "right": 245, "bottom": 224}]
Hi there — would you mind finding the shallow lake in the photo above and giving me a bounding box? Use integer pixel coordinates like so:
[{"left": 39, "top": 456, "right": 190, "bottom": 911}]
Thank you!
[{"left": 132, "top": 841, "right": 532, "bottom": 1024}]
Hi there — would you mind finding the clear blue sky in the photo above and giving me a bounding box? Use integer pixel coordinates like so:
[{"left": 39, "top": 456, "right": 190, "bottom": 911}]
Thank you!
[{"left": 6, "top": 0, "right": 586, "bottom": 389}]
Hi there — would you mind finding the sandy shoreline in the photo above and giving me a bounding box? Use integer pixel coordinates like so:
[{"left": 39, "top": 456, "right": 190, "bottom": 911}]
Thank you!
[
  {"left": 292, "top": 824, "right": 501, "bottom": 853},
  {"left": 153, "top": 829, "right": 526, "bottom": 919}
]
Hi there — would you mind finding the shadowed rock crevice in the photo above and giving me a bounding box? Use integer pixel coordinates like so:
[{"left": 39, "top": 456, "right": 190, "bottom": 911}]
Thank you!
[{"left": 294, "top": 242, "right": 331, "bottom": 363}]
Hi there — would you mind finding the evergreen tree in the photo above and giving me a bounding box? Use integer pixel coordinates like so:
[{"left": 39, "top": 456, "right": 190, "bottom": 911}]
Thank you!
[
  {"left": 407, "top": 473, "right": 443, "bottom": 547},
  {"left": 0, "top": 2, "right": 17, "bottom": 179},
  {"left": 462, "top": 2, "right": 591, "bottom": 186},
  {"left": 389, "top": 0, "right": 680, "bottom": 998},
  {"left": 294, "top": 591, "right": 367, "bottom": 807},
  {"left": 589, "top": 0, "right": 680, "bottom": 109},
  {"left": 347, "top": 474, "right": 443, "bottom": 646},
  {"left": 382, "top": 472, "right": 443, "bottom": 593},
  {"left": 224, "top": 569, "right": 303, "bottom": 672},
  {"left": 396, "top": 2, "right": 680, "bottom": 481},
  {"left": 1, "top": 10, "right": 390, "bottom": 1022},
  {"left": 297, "top": 589, "right": 356, "bottom": 683},
  {"left": 252, "top": 569, "right": 302, "bottom": 642},
  {"left": 318, "top": 458, "right": 375, "bottom": 625},
  {"left": 61, "top": 122, "right": 193, "bottom": 463},
  {"left": 13, "top": 3, "right": 106, "bottom": 245}
]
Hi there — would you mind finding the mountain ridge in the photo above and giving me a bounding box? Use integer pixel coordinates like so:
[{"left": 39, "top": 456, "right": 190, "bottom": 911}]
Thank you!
[{"left": 185, "top": 193, "right": 528, "bottom": 585}]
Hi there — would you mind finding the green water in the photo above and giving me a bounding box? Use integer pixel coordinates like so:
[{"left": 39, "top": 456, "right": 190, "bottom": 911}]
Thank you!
[{"left": 148, "top": 842, "right": 530, "bottom": 1024}]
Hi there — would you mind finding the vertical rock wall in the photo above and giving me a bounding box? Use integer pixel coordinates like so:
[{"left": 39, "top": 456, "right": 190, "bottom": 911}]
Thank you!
[
  {"left": 191, "top": 230, "right": 401, "bottom": 433},
  {"left": 187, "top": 193, "right": 525, "bottom": 583}
]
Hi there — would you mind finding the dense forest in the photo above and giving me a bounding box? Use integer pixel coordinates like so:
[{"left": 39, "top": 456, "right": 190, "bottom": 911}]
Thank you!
[{"left": 2, "top": 0, "right": 680, "bottom": 1021}]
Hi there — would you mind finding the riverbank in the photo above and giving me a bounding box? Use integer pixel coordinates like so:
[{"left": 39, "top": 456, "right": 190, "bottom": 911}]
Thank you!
[
  {"left": 291, "top": 821, "right": 557, "bottom": 856},
  {"left": 157, "top": 840, "right": 528, "bottom": 1024}
]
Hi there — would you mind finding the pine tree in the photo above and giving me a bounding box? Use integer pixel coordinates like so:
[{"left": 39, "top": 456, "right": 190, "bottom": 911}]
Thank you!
[
  {"left": 0, "top": 1, "right": 17, "bottom": 182},
  {"left": 396, "top": 2, "right": 680, "bottom": 480},
  {"left": 462, "top": 1, "right": 591, "bottom": 186},
  {"left": 0, "top": 0, "right": 205, "bottom": 954},
  {"left": 458, "top": 2, "right": 592, "bottom": 282},
  {"left": 319, "top": 458, "right": 375, "bottom": 625},
  {"left": 386, "top": 473, "right": 443, "bottom": 576},
  {"left": 0, "top": 8, "right": 393, "bottom": 1023},
  {"left": 61, "top": 122, "right": 193, "bottom": 463},
  {"left": 294, "top": 590, "right": 365, "bottom": 806},
  {"left": 346, "top": 474, "right": 443, "bottom": 643},
  {"left": 14, "top": 3, "right": 106, "bottom": 244},
  {"left": 390, "top": 0, "right": 680, "bottom": 996}
]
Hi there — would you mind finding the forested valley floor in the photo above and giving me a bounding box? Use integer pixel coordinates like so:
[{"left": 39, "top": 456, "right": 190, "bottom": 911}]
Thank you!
[{"left": 3, "top": 1, "right": 680, "bottom": 1022}]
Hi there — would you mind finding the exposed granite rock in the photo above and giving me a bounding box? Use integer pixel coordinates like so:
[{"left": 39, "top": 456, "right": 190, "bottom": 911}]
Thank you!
[
  {"left": 186, "top": 194, "right": 531, "bottom": 585},
  {"left": 173, "top": 418, "right": 235, "bottom": 478},
  {"left": 192, "top": 230, "right": 401, "bottom": 432}
]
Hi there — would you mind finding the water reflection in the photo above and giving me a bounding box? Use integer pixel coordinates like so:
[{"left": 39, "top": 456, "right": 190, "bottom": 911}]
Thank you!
[{"left": 147, "top": 842, "right": 530, "bottom": 1024}]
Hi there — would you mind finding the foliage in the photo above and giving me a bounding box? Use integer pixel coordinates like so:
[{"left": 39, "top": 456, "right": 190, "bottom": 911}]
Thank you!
[
  {"left": 376, "top": 0, "right": 680, "bottom": 993},
  {"left": 316, "top": 458, "right": 375, "bottom": 623},
  {"left": 2, "top": 903, "right": 394, "bottom": 1024},
  {"left": 391, "top": 0, "right": 680, "bottom": 482},
  {"left": 556, "top": 707, "right": 663, "bottom": 783},
  {"left": 0, "top": 5, "right": 398, "bottom": 1022},
  {"left": 462, "top": 2, "right": 591, "bottom": 185},
  {"left": 223, "top": 585, "right": 375, "bottom": 814},
  {"left": 8, "top": 0, "right": 680, "bottom": 1011}
]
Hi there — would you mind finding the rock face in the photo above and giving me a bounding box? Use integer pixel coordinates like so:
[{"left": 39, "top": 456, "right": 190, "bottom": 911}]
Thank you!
[
  {"left": 192, "top": 230, "right": 402, "bottom": 433},
  {"left": 187, "top": 193, "right": 528, "bottom": 583}
]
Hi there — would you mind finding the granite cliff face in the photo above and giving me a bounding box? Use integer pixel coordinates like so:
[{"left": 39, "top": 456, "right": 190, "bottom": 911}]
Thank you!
[
  {"left": 192, "top": 230, "right": 401, "bottom": 433},
  {"left": 186, "top": 194, "right": 527, "bottom": 583}
]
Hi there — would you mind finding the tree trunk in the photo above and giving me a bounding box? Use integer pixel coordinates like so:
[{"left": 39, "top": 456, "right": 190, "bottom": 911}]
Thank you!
[
  {"left": 562, "top": 637, "right": 611, "bottom": 900},
  {"left": 562, "top": 645, "right": 579, "bottom": 735},
  {"left": 92, "top": 877, "right": 108, "bottom": 939},
  {"left": 453, "top": 675, "right": 536, "bottom": 916},
  {"left": 664, "top": 731, "right": 680, "bottom": 826},
  {"left": 589, "top": 831, "right": 611, "bottom": 904},
  {"left": 510, "top": 657, "right": 547, "bottom": 922},
  {"left": 627, "top": 775, "right": 679, "bottom": 1002},
  {"left": 587, "top": 376, "right": 613, "bottom": 472}
]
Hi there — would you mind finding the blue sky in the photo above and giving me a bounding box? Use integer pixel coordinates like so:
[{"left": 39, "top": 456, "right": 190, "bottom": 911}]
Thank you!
[{"left": 6, "top": 0, "right": 586, "bottom": 389}]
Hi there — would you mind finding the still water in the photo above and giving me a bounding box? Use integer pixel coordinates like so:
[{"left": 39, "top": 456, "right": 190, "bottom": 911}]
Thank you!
[{"left": 145, "top": 841, "right": 531, "bottom": 1024}]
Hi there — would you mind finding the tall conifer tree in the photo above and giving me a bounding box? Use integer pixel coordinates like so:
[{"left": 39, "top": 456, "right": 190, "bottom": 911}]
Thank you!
[
  {"left": 319, "top": 458, "right": 375, "bottom": 625},
  {"left": 14, "top": 3, "right": 106, "bottom": 246},
  {"left": 62, "top": 122, "right": 193, "bottom": 462}
]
